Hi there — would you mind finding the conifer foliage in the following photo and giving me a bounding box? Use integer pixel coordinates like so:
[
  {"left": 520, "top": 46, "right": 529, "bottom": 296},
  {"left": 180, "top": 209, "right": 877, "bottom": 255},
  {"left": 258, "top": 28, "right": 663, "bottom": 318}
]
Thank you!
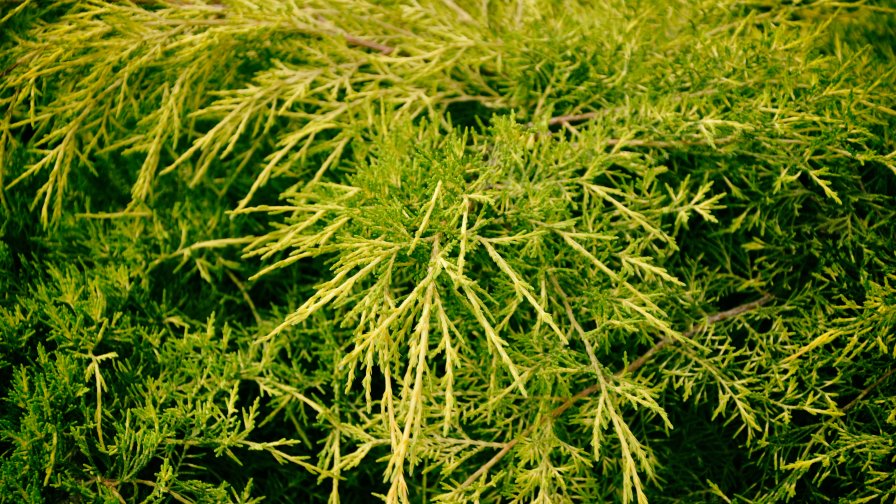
[{"left": 1, "top": 1, "right": 895, "bottom": 502}]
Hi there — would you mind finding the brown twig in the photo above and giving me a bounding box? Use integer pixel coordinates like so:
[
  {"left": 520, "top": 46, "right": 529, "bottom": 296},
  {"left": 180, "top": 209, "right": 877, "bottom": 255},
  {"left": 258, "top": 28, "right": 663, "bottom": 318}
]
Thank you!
[
  {"left": 342, "top": 33, "right": 395, "bottom": 55},
  {"left": 603, "top": 136, "right": 736, "bottom": 149},
  {"left": 547, "top": 110, "right": 603, "bottom": 126},
  {"left": 134, "top": 479, "right": 193, "bottom": 504},
  {"left": 545, "top": 89, "right": 719, "bottom": 127},
  {"left": 99, "top": 478, "right": 127, "bottom": 504},
  {"left": 312, "top": 14, "right": 395, "bottom": 55},
  {"left": 457, "top": 293, "right": 773, "bottom": 491},
  {"left": 0, "top": 59, "right": 23, "bottom": 79},
  {"left": 94, "top": 476, "right": 194, "bottom": 504},
  {"left": 841, "top": 367, "right": 896, "bottom": 413}
]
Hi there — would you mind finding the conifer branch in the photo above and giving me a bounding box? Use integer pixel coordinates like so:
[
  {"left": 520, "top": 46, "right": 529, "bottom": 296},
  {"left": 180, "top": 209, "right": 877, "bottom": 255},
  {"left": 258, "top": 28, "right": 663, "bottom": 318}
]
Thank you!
[
  {"left": 841, "top": 367, "right": 896, "bottom": 413},
  {"left": 132, "top": 480, "right": 192, "bottom": 504},
  {"left": 457, "top": 293, "right": 774, "bottom": 491},
  {"left": 545, "top": 89, "right": 718, "bottom": 126}
]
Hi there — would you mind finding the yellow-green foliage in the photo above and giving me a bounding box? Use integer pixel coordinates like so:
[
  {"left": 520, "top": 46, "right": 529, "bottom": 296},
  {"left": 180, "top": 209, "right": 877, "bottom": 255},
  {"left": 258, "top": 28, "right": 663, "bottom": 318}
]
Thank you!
[{"left": 1, "top": 1, "right": 895, "bottom": 503}]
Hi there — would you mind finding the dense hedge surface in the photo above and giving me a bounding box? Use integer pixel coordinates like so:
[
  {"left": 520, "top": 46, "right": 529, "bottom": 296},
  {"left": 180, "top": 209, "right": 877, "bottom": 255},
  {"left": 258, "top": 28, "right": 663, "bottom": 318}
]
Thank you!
[{"left": 1, "top": 1, "right": 895, "bottom": 502}]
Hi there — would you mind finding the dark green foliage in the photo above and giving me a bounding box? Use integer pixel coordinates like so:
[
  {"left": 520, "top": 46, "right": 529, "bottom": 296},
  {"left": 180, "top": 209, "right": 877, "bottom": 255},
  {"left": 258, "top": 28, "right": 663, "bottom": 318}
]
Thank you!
[{"left": 1, "top": 1, "right": 895, "bottom": 503}]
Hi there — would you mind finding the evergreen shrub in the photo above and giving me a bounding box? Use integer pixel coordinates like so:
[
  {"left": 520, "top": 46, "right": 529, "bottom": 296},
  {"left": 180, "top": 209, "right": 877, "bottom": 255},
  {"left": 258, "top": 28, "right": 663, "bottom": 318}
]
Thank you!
[{"left": 1, "top": 1, "right": 895, "bottom": 502}]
